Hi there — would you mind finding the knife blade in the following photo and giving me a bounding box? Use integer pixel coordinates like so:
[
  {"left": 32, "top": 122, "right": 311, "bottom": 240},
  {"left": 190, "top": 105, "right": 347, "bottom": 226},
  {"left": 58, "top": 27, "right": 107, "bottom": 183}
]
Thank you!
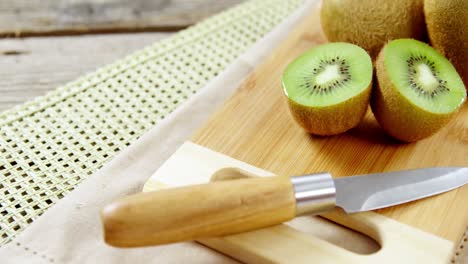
[
  {"left": 101, "top": 167, "right": 468, "bottom": 247},
  {"left": 335, "top": 167, "right": 468, "bottom": 213}
]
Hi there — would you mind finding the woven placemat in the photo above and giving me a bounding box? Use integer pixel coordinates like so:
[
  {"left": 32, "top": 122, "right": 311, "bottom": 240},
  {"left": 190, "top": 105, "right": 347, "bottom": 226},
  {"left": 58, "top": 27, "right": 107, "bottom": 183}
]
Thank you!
[{"left": 0, "top": 0, "right": 304, "bottom": 245}]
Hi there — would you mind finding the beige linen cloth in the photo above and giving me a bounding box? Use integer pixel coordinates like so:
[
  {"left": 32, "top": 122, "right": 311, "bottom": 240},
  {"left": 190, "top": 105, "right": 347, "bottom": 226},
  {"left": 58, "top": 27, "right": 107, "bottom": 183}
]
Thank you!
[{"left": 1, "top": 0, "right": 466, "bottom": 262}]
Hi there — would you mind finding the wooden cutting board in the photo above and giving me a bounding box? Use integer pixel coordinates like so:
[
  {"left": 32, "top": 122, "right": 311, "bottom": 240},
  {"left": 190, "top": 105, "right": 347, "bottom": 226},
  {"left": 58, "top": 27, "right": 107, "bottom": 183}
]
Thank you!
[
  {"left": 145, "top": 5, "right": 467, "bottom": 263},
  {"left": 144, "top": 142, "right": 456, "bottom": 263},
  {"left": 190, "top": 6, "right": 468, "bottom": 244}
]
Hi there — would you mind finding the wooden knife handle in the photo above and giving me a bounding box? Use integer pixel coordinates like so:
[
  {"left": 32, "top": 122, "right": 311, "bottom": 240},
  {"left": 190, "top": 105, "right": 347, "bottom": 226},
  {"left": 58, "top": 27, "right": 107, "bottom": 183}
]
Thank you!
[{"left": 101, "top": 176, "right": 296, "bottom": 247}]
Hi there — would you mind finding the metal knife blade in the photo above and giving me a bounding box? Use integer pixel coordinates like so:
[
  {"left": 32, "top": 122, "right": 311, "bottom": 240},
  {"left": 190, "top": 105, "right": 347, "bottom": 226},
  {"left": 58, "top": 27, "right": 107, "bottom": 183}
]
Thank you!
[{"left": 334, "top": 167, "right": 468, "bottom": 213}]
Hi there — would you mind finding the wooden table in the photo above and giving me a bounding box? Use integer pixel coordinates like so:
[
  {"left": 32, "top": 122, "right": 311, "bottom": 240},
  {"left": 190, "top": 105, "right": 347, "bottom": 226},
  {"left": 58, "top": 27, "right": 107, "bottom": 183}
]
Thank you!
[{"left": 0, "top": 0, "right": 243, "bottom": 112}]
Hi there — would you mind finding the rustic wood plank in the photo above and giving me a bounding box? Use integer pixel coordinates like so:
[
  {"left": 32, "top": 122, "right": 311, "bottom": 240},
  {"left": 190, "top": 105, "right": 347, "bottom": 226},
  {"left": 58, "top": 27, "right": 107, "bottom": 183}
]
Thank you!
[
  {"left": 0, "top": 0, "right": 243, "bottom": 36},
  {"left": 0, "top": 32, "right": 172, "bottom": 111}
]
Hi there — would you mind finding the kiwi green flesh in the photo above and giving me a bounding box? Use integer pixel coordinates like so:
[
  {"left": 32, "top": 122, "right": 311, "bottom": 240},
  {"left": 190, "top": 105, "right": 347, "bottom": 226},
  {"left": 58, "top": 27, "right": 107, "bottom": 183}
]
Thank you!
[
  {"left": 282, "top": 42, "right": 372, "bottom": 107},
  {"left": 384, "top": 39, "right": 466, "bottom": 114}
]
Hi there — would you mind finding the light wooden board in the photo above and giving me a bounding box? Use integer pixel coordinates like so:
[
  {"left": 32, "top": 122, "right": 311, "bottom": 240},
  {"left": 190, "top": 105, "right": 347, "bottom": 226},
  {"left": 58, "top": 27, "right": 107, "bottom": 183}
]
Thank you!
[
  {"left": 189, "top": 6, "right": 468, "bottom": 244},
  {"left": 0, "top": 0, "right": 243, "bottom": 36},
  {"left": 0, "top": 32, "right": 171, "bottom": 111},
  {"left": 144, "top": 142, "right": 454, "bottom": 263}
]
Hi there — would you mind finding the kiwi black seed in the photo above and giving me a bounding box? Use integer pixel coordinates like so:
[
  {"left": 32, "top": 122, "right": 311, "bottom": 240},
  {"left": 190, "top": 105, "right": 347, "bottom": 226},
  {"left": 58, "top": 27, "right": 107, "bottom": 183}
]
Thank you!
[
  {"left": 405, "top": 56, "right": 449, "bottom": 97},
  {"left": 300, "top": 57, "right": 351, "bottom": 95},
  {"left": 282, "top": 42, "right": 373, "bottom": 136}
]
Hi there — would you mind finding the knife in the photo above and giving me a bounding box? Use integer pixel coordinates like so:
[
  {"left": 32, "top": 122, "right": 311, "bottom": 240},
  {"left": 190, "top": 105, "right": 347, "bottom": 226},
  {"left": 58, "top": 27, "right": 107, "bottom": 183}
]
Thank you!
[{"left": 101, "top": 167, "right": 468, "bottom": 247}]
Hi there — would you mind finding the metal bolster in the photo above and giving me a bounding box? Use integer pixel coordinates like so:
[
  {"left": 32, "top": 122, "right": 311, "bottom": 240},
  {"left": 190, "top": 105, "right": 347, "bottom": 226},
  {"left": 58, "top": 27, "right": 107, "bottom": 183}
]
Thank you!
[{"left": 290, "top": 172, "right": 337, "bottom": 216}]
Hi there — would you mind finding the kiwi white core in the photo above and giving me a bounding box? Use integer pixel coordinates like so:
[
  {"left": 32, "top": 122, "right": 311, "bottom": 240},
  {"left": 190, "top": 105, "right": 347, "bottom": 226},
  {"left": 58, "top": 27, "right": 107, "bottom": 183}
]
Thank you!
[
  {"left": 416, "top": 63, "right": 438, "bottom": 91},
  {"left": 316, "top": 65, "right": 340, "bottom": 85}
]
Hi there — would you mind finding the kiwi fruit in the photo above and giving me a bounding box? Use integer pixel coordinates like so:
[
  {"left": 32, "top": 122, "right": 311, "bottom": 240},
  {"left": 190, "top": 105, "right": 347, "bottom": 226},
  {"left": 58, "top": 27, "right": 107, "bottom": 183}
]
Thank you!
[
  {"left": 282, "top": 42, "right": 373, "bottom": 136},
  {"left": 424, "top": 0, "right": 467, "bottom": 86},
  {"left": 321, "top": 0, "right": 425, "bottom": 58},
  {"left": 372, "top": 39, "right": 466, "bottom": 142}
]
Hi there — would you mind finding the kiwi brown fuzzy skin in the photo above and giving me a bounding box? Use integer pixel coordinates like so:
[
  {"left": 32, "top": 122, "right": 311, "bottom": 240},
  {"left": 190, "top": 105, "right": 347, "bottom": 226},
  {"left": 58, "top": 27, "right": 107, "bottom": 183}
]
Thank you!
[
  {"left": 321, "top": 0, "right": 425, "bottom": 58},
  {"left": 286, "top": 84, "right": 371, "bottom": 136},
  {"left": 424, "top": 0, "right": 467, "bottom": 86},
  {"left": 371, "top": 47, "right": 457, "bottom": 142}
]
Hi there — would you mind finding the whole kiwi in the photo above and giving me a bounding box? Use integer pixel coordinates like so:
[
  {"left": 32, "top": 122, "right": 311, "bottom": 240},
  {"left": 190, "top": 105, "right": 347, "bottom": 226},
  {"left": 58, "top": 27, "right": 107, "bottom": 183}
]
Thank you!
[
  {"left": 424, "top": 0, "right": 467, "bottom": 86},
  {"left": 321, "top": 0, "right": 426, "bottom": 58}
]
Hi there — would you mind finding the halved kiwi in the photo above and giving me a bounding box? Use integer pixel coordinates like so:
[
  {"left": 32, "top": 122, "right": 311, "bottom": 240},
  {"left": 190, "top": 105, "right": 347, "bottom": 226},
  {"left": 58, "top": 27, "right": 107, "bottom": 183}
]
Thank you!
[
  {"left": 282, "top": 42, "right": 373, "bottom": 135},
  {"left": 372, "top": 39, "right": 466, "bottom": 142}
]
